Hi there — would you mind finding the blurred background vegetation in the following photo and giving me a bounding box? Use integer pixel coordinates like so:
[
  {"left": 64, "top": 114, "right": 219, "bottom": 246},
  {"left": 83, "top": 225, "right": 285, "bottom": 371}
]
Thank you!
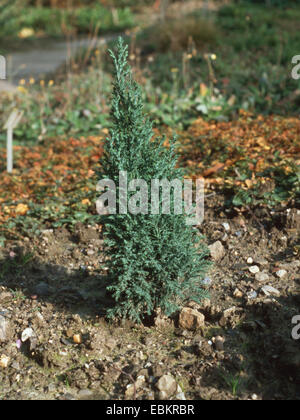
[
  {"left": 1, "top": 0, "right": 299, "bottom": 133},
  {"left": 0, "top": 0, "right": 299, "bottom": 227}
]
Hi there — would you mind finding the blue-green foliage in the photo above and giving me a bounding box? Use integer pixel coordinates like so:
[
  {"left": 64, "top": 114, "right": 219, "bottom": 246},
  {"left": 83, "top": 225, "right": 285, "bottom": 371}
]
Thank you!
[{"left": 98, "top": 38, "right": 211, "bottom": 323}]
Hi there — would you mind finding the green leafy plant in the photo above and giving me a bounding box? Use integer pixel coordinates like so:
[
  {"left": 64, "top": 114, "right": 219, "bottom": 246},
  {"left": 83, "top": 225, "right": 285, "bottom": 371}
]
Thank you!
[
  {"left": 228, "top": 163, "right": 300, "bottom": 208},
  {"left": 220, "top": 370, "right": 241, "bottom": 397},
  {"left": 0, "top": 0, "right": 22, "bottom": 40},
  {"left": 0, "top": 252, "right": 33, "bottom": 281},
  {"left": 0, "top": 3, "right": 135, "bottom": 44},
  {"left": 98, "top": 37, "right": 210, "bottom": 322}
]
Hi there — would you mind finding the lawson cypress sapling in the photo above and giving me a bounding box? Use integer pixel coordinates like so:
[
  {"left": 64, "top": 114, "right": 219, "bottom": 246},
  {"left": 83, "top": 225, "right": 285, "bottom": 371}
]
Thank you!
[{"left": 98, "top": 37, "right": 210, "bottom": 322}]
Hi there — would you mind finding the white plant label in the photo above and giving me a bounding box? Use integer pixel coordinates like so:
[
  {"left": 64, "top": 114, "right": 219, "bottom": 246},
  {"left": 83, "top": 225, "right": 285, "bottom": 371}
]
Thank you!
[
  {"left": 4, "top": 109, "right": 23, "bottom": 173},
  {"left": 0, "top": 55, "right": 6, "bottom": 80}
]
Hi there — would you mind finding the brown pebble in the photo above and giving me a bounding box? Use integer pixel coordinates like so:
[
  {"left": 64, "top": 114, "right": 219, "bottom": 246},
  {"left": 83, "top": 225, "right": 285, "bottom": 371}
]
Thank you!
[
  {"left": 0, "top": 354, "right": 10, "bottom": 368},
  {"left": 73, "top": 334, "right": 82, "bottom": 344},
  {"left": 66, "top": 329, "right": 74, "bottom": 338},
  {"left": 214, "top": 336, "right": 225, "bottom": 351}
]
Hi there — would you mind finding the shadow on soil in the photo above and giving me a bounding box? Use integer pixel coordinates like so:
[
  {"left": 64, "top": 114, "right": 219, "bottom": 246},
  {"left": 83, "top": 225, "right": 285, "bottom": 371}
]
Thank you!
[
  {"left": 0, "top": 243, "right": 299, "bottom": 400},
  {"left": 0, "top": 245, "right": 114, "bottom": 320},
  {"left": 199, "top": 293, "right": 300, "bottom": 400}
]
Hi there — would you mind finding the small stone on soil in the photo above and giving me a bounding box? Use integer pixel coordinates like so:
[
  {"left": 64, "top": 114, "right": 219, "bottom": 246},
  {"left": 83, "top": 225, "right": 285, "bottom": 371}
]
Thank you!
[
  {"left": 249, "top": 266, "right": 260, "bottom": 274},
  {"left": 222, "top": 223, "right": 230, "bottom": 232},
  {"left": 0, "top": 354, "right": 10, "bottom": 368},
  {"left": 78, "top": 389, "right": 93, "bottom": 399},
  {"left": 179, "top": 307, "right": 205, "bottom": 330},
  {"left": 261, "top": 285, "right": 280, "bottom": 297},
  {"left": 276, "top": 269, "right": 287, "bottom": 279},
  {"left": 156, "top": 374, "right": 177, "bottom": 398},
  {"left": 223, "top": 307, "right": 236, "bottom": 318},
  {"left": 233, "top": 289, "right": 243, "bottom": 298},
  {"left": 21, "top": 328, "right": 35, "bottom": 343},
  {"left": 247, "top": 291, "right": 258, "bottom": 300},
  {"left": 208, "top": 241, "right": 225, "bottom": 261},
  {"left": 176, "top": 384, "right": 186, "bottom": 400},
  {"left": 254, "top": 257, "right": 269, "bottom": 266},
  {"left": 214, "top": 336, "right": 225, "bottom": 351},
  {"left": 73, "top": 334, "right": 82, "bottom": 344},
  {"left": 255, "top": 272, "right": 269, "bottom": 282}
]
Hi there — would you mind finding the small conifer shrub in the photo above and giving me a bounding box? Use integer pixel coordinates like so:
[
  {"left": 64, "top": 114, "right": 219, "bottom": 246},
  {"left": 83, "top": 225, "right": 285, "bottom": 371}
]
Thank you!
[{"left": 98, "top": 37, "right": 211, "bottom": 322}]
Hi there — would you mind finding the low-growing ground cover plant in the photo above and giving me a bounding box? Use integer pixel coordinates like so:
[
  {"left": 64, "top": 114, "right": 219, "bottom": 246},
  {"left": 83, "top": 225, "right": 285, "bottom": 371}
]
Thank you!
[{"left": 0, "top": 113, "right": 298, "bottom": 245}]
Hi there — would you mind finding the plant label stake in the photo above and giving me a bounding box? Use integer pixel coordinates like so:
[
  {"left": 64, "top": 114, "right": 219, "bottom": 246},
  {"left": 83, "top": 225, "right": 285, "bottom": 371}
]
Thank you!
[
  {"left": 4, "top": 109, "right": 23, "bottom": 173},
  {"left": 0, "top": 55, "right": 6, "bottom": 80}
]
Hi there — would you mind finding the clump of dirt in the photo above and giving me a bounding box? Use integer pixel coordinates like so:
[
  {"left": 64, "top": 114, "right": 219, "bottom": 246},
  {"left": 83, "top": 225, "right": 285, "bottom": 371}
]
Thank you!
[{"left": 0, "top": 199, "right": 299, "bottom": 400}]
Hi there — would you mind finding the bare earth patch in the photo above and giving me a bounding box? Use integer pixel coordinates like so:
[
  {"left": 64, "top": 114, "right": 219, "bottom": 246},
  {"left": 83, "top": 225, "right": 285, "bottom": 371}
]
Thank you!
[{"left": 0, "top": 196, "right": 299, "bottom": 400}]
